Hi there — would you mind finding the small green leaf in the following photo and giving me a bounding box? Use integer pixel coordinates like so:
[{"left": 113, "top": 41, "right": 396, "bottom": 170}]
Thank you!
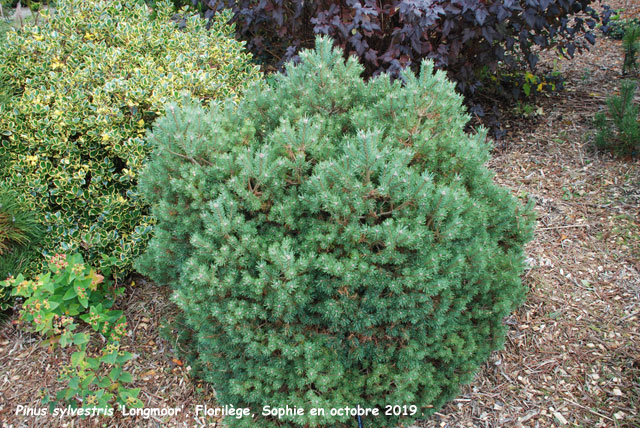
[
  {"left": 73, "top": 333, "right": 90, "bottom": 346},
  {"left": 116, "top": 352, "right": 133, "bottom": 363},
  {"left": 101, "top": 351, "right": 117, "bottom": 364},
  {"left": 68, "top": 376, "right": 80, "bottom": 390},
  {"left": 119, "top": 371, "right": 133, "bottom": 383},
  {"left": 107, "top": 310, "right": 124, "bottom": 322},
  {"left": 62, "top": 287, "right": 77, "bottom": 300},
  {"left": 86, "top": 356, "right": 101, "bottom": 369},
  {"left": 109, "top": 367, "right": 122, "bottom": 381},
  {"left": 81, "top": 374, "right": 96, "bottom": 389},
  {"left": 56, "top": 389, "right": 66, "bottom": 401},
  {"left": 119, "top": 387, "right": 141, "bottom": 401},
  {"left": 59, "top": 331, "right": 71, "bottom": 347},
  {"left": 78, "top": 296, "right": 89, "bottom": 308},
  {"left": 97, "top": 376, "right": 112, "bottom": 388},
  {"left": 71, "top": 351, "right": 85, "bottom": 367},
  {"left": 64, "top": 386, "right": 76, "bottom": 400}
]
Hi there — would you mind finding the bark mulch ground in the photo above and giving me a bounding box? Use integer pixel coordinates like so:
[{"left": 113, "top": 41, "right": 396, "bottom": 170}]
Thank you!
[{"left": 1, "top": 5, "right": 639, "bottom": 427}]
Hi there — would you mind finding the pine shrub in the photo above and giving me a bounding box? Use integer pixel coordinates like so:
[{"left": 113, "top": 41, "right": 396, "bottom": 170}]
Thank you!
[
  {"left": 0, "top": 0, "right": 260, "bottom": 275},
  {"left": 622, "top": 24, "right": 640, "bottom": 75},
  {"left": 594, "top": 80, "right": 640, "bottom": 157},
  {"left": 138, "top": 37, "right": 535, "bottom": 428}
]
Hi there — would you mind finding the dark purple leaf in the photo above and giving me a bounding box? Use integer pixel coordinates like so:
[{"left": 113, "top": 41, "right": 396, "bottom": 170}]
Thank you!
[
  {"left": 585, "top": 32, "right": 595, "bottom": 44},
  {"left": 475, "top": 7, "right": 488, "bottom": 26}
]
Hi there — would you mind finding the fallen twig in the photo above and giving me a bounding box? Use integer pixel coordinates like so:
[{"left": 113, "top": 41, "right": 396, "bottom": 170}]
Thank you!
[
  {"left": 563, "top": 398, "right": 615, "bottom": 422},
  {"left": 538, "top": 224, "right": 590, "bottom": 231}
]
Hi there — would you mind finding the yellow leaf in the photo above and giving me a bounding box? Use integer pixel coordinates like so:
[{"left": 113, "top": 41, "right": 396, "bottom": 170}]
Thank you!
[
  {"left": 141, "top": 369, "right": 156, "bottom": 378},
  {"left": 137, "top": 119, "right": 144, "bottom": 127}
]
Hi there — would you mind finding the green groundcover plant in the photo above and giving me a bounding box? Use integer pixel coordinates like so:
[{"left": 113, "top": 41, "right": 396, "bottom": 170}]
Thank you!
[
  {"left": 0, "top": 0, "right": 260, "bottom": 276},
  {"left": 6, "top": 253, "right": 139, "bottom": 410},
  {"left": 138, "top": 37, "right": 535, "bottom": 428}
]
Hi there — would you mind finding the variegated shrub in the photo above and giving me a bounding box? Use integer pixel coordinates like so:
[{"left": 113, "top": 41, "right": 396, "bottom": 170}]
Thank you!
[{"left": 0, "top": 0, "right": 260, "bottom": 275}]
